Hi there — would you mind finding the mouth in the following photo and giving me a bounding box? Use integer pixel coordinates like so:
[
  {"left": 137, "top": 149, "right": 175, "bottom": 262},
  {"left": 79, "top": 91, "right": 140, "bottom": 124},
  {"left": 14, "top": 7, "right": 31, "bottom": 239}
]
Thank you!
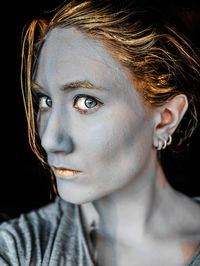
[{"left": 52, "top": 166, "right": 82, "bottom": 179}]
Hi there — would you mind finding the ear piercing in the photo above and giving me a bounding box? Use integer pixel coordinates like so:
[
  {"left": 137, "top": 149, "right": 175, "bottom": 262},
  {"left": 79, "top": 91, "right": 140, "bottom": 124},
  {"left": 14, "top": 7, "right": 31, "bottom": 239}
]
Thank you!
[{"left": 156, "top": 135, "right": 172, "bottom": 150}]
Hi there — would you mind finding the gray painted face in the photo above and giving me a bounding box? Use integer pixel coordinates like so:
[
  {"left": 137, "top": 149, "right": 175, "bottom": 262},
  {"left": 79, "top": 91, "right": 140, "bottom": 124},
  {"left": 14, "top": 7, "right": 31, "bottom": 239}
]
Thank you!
[{"left": 34, "top": 27, "right": 155, "bottom": 204}]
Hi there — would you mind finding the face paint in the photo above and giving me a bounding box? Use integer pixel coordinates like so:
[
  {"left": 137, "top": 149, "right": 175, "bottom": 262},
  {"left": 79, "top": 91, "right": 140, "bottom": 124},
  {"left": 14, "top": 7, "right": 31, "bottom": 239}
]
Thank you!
[{"left": 34, "top": 27, "right": 155, "bottom": 204}]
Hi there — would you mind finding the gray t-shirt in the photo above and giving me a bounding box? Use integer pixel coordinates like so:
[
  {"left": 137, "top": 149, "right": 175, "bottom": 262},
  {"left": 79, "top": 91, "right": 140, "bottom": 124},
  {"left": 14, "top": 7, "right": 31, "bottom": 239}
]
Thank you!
[
  {"left": 0, "top": 197, "right": 199, "bottom": 266},
  {"left": 0, "top": 198, "right": 94, "bottom": 266}
]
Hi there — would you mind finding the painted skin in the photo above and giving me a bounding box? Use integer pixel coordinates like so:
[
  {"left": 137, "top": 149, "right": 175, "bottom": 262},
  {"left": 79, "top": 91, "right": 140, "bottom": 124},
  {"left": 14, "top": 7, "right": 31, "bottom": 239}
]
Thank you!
[
  {"left": 34, "top": 27, "right": 155, "bottom": 204},
  {"left": 33, "top": 28, "right": 200, "bottom": 266}
]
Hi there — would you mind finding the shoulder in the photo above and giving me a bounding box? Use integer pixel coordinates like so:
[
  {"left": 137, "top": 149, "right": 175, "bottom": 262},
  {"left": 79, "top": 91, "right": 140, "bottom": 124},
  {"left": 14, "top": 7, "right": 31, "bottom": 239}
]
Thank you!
[
  {"left": 0, "top": 197, "right": 77, "bottom": 265},
  {"left": 0, "top": 197, "right": 64, "bottom": 237},
  {"left": 170, "top": 196, "right": 200, "bottom": 266},
  {"left": 148, "top": 195, "right": 200, "bottom": 266},
  {"left": 186, "top": 198, "right": 200, "bottom": 266},
  {"left": 187, "top": 246, "right": 200, "bottom": 266},
  {"left": 193, "top": 197, "right": 200, "bottom": 205}
]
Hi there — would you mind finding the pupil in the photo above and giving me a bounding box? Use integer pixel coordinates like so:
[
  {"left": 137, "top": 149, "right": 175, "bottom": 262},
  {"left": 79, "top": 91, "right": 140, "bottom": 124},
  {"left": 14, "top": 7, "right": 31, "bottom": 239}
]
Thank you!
[
  {"left": 46, "top": 97, "right": 52, "bottom": 107},
  {"left": 85, "top": 98, "right": 96, "bottom": 108}
]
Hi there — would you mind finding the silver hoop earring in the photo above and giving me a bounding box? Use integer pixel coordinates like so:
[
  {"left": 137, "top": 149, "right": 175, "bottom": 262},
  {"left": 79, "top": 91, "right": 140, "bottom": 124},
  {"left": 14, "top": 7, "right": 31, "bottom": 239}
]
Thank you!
[
  {"left": 156, "top": 137, "right": 166, "bottom": 150},
  {"left": 162, "top": 138, "right": 167, "bottom": 149},
  {"left": 167, "top": 135, "right": 172, "bottom": 146},
  {"left": 156, "top": 135, "right": 172, "bottom": 150},
  {"left": 156, "top": 136, "right": 170, "bottom": 150},
  {"left": 156, "top": 140, "right": 162, "bottom": 150}
]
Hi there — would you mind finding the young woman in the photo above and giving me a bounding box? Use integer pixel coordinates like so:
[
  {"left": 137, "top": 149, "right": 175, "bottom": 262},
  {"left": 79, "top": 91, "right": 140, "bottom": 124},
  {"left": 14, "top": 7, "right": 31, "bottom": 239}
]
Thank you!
[{"left": 0, "top": 0, "right": 200, "bottom": 265}]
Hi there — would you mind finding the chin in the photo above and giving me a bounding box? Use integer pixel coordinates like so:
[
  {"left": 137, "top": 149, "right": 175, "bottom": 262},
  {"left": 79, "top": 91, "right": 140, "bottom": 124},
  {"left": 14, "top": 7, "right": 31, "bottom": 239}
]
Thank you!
[
  {"left": 55, "top": 176, "right": 106, "bottom": 204},
  {"left": 57, "top": 188, "right": 99, "bottom": 205},
  {"left": 56, "top": 177, "right": 120, "bottom": 204}
]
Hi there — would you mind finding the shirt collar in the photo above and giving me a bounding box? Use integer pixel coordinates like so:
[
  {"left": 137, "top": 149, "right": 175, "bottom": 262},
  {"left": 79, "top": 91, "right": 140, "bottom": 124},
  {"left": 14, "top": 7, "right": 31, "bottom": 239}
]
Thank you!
[{"left": 80, "top": 202, "right": 100, "bottom": 232}]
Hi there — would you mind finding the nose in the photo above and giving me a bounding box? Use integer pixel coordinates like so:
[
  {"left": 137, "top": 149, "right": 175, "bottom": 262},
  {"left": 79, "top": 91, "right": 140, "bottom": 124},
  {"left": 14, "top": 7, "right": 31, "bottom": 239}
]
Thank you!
[{"left": 40, "top": 112, "right": 74, "bottom": 155}]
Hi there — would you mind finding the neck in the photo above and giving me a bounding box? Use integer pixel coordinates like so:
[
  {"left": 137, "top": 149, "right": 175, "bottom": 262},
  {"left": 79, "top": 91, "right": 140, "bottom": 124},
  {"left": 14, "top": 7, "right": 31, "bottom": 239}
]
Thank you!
[{"left": 89, "top": 153, "right": 171, "bottom": 245}]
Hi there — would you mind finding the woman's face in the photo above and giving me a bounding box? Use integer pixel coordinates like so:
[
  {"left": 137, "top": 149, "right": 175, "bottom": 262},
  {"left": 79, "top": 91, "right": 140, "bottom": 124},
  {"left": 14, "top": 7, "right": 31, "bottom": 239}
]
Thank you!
[{"left": 34, "top": 27, "right": 155, "bottom": 204}]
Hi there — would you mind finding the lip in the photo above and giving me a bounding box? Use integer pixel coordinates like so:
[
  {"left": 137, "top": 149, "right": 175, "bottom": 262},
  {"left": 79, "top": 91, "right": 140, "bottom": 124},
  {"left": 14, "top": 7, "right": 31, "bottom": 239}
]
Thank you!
[{"left": 52, "top": 166, "right": 82, "bottom": 179}]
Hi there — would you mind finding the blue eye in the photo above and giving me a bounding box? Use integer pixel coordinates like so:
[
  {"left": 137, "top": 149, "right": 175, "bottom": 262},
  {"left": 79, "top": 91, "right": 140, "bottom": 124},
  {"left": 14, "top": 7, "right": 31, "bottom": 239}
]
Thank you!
[
  {"left": 39, "top": 96, "right": 52, "bottom": 110},
  {"left": 77, "top": 97, "right": 97, "bottom": 109},
  {"left": 73, "top": 95, "right": 103, "bottom": 114}
]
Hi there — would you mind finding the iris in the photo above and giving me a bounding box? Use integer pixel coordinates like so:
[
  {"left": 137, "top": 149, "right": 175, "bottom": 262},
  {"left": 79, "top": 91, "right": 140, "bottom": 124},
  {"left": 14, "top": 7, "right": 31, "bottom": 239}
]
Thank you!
[{"left": 85, "top": 98, "right": 97, "bottom": 108}]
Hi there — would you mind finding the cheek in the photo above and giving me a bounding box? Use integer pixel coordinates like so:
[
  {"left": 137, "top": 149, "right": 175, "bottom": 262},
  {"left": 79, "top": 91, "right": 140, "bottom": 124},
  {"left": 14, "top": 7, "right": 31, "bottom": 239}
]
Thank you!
[
  {"left": 78, "top": 105, "right": 152, "bottom": 176},
  {"left": 37, "top": 111, "right": 49, "bottom": 138},
  {"left": 103, "top": 118, "right": 151, "bottom": 177}
]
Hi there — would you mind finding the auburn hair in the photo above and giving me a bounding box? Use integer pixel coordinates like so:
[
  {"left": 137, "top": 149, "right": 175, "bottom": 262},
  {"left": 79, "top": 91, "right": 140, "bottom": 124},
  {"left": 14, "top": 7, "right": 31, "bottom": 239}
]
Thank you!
[{"left": 21, "top": 0, "right": 200, "bottom": 163}]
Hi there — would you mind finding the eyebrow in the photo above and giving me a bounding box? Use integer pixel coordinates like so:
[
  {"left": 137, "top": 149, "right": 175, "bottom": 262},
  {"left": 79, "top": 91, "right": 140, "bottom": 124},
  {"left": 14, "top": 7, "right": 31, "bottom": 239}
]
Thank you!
[
  {"left": 63, "top": 81, "right": 101, "bottom": 91},
  {"left": 31, "top": 82, "right": 45, "bottom": 94},
  {"left": 31, "top": 81, "right": 102, "bottom": 92}
]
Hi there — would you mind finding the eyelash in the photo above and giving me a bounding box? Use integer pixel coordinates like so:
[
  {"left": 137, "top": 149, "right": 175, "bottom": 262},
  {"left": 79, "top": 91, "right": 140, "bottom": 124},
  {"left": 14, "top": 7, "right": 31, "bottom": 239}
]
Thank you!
[{"left": 34, "top": 93, "right": 104, "bottom": 114}]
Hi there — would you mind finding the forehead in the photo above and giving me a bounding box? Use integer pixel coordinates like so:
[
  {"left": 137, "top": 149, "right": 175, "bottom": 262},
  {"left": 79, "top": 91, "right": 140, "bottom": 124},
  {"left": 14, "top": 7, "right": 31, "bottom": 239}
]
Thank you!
[{"left": 35, "top": 27, "right": 134, "bottom": 92}]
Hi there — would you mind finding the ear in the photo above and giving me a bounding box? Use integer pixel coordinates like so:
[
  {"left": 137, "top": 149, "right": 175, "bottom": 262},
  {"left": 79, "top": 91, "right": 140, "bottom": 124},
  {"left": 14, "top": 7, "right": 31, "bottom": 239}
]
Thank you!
[{"left": 153, "top": 94, "right": 188, "bottom": 149}]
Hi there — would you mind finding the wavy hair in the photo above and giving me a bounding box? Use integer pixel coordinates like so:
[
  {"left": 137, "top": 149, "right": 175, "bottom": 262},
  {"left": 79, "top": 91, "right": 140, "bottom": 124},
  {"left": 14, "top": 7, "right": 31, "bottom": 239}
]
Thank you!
[{"left": 21, "top": 0, "right": 200, "bottom": 164}]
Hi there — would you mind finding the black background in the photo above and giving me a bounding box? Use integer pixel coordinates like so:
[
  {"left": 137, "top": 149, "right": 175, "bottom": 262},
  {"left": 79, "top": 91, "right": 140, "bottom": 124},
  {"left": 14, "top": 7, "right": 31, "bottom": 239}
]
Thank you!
[{"left": 0, "top": 0, "right": 200, "bottom": 220}]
